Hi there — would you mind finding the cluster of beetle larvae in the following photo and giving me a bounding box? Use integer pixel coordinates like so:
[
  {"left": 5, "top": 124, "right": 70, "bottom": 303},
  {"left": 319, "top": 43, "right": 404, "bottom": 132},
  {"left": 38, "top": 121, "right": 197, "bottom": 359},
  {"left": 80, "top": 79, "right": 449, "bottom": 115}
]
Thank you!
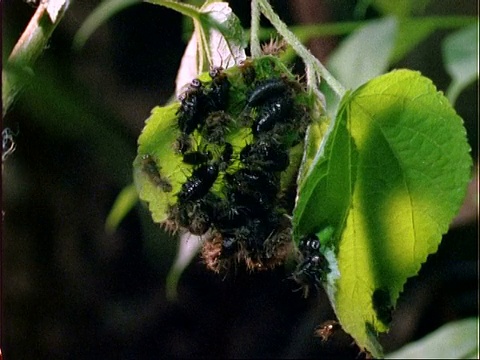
[{"left": 163, "top": 58, "right": 317, "bottom": 273}]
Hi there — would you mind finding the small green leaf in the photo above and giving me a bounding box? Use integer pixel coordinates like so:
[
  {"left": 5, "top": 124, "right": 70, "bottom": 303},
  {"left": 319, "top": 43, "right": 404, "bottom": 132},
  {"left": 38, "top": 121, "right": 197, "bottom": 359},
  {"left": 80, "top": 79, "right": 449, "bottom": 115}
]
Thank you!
[
  {"left": 165, "top": 233, "right": 203, "bottom": 301},
  {"left": 105, "top": 183, "right": 139, "bottom": 234},
  {"left": 386, "top": 317, "right": 479, "bottom": 359},
  {"left": 293, "top": 92, "right": 357, "bottom": 243},
  {"left": 443, "top": 24, "right": 478, "bottom": 104},
  {"left": 294, "top": 69, "right": 472, "bottom": 357}
]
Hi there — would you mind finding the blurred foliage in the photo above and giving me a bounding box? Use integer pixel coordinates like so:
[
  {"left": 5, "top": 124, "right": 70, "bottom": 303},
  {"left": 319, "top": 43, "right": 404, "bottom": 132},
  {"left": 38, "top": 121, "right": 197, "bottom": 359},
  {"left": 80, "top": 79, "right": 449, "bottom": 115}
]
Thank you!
[{"left": 2, "top": 0, "right": 477, "bottom": 359}]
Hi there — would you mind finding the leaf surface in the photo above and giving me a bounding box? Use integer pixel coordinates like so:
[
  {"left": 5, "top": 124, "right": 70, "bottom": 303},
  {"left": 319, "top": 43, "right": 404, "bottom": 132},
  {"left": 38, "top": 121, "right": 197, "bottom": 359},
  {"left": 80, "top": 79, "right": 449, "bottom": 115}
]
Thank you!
[
  {"left": 133, "top": 103, "right": 185, "bottom": 223},
  {"left": 294, "top": 69, "right": 472, "bottom": 357}
]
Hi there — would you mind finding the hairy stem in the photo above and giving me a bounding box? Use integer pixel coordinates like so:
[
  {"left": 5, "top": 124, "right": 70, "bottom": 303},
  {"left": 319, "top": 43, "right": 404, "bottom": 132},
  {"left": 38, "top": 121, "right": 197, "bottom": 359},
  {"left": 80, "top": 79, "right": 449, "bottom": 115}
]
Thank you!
[
  {"left": 257, "top": 0, "right": 346, "bottom": 98},
  {"left": 250, "top": 0, "right": 262, "bottom": 57}
]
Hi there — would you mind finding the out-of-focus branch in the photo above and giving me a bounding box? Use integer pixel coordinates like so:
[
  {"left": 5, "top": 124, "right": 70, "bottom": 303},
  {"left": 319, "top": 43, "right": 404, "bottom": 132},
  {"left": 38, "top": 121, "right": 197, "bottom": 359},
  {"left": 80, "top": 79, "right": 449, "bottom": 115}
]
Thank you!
[{"left": 2, "top": 0, "right": 70, "bottom": 117}]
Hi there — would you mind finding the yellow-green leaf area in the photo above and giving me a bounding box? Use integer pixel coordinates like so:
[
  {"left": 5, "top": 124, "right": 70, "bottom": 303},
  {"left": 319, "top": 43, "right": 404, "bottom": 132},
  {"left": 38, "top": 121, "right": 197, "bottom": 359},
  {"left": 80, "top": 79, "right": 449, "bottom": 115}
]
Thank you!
[
  {"left": 334, "top": 69, "right": 471, "bottom": 357},
  {"left": 293, "top": 92, "right": 357, "bottom": 245},
  {"left": 133, "top": 103, "right": 185, "bottom": 223}
]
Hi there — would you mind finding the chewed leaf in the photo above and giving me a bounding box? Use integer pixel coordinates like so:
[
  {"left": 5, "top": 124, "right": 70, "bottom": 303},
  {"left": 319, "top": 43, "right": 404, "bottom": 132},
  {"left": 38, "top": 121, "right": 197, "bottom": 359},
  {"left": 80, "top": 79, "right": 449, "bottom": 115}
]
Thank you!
[
  {"left": 133, "top": 103, "right": 186, "bottom": 223},
  {"left": 175, "top": 1, "right": 247, "bottom": 93},
  {"left": 200, "top": 2, "right": 247, "bottom": 67},
  {"left": 293, "top": 69, "right": 472, "bottom": 357}
]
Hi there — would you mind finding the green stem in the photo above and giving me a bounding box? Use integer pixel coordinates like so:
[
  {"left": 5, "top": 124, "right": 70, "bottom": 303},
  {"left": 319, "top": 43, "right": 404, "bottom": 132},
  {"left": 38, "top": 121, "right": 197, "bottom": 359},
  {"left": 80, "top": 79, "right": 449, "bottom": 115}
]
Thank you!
[
  {"left": 257, "top": 0, "right": 346, "bottom": 98},
  {"left": 144, "top": 0, "right": 200, "bottom": 19},
  {"left": 250, "top": 0, "right": 262, "bottom": 57},
  {"left": 3, "top": 0, "right": 69, "bottom": 117},
  {"left": 73, "top": 0, "right": 142, "bottom": 51}
]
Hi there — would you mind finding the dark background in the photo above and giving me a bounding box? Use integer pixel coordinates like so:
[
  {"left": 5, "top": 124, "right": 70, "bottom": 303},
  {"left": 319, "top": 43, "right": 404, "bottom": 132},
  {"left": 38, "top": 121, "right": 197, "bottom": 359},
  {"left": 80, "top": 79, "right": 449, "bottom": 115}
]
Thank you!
[{"left": 2, "top": 0, "right": 478, "bottom": 358}]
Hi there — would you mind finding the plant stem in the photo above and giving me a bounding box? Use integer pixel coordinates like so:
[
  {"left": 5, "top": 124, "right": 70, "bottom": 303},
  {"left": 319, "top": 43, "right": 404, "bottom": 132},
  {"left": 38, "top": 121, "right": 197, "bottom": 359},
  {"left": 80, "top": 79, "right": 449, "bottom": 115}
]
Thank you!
[
  {"left": 144, "top": 0, "right": 200, "bottom": 20},
  {"left": 250, "top": 0, "right": 262, "bottom": 57},
  {"left": 257, "top": 0, "right": 346, "bottom": 98},
  {"left": 3, "top": 0, "right": 69, "bottom": 117}
]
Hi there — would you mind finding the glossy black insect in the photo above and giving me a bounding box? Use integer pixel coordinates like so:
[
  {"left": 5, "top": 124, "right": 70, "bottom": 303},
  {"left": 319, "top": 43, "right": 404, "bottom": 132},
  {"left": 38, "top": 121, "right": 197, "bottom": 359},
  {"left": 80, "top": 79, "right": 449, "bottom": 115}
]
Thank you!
[
  {"left": 240, "top": 139, "right": 289, "bottom": 172},
  {"left": 177, "top": 79, "right": 209, "bottom": 134},
  {"left": 208, "top": 66, "right": 230, "bottom": 111},
  {"left": 237, "top": 217, "right": 271, "bottom": 253},
  {"left": 177, "top": 163, "right": 219, "bottom": 203},
  {"left": 291, "top": 254, "right": 324, "bottom": 297},
  {"left": 225, "top": 169, "right": 279, "bottom": 204},
  {"left": 227, "top": 188, "right": 273, "bottom": 220},
  {"left": 182, "top": 150, "right": 212, "bottom": 166},
  {"left": 211, "top": 195, "right": 251, "bottom": 233},
  {"left": 140, "top": 154, "right": 173, "bottom": 192},
  {"left": 246, "top": 78, "right": 289, "bottom": 108},
  {"left": 298, "top": 234, "right": 321, "bottom": 258},
  {"left": 252, "top": 95, "right": 294, "bottom": 135}
]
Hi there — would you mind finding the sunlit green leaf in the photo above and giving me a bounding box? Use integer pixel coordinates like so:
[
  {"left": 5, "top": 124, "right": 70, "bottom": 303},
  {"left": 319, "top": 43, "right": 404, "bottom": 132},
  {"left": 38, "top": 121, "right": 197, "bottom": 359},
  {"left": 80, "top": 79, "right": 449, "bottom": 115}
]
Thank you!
[
  {"left": 386, "top": 317, "right": 479, "bottom": 359},
  {"left": 294, "top": 69, "right": 472, "bottom": 357},
  {"left": 443, "top": 24, "right": 478, "bottom": 104}
]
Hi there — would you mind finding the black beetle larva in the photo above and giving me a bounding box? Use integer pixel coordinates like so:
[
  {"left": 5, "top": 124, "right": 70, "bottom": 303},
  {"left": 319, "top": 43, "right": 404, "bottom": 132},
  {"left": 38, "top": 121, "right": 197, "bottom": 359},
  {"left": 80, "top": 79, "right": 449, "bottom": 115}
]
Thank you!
[
  {"left": 177, "top": 79, "right": 209, "bottom": 135},
  {"left": 252, "top": 95, "right": 294, "bottom": 135},
  {"left": 177, "top": 163, "right": 219, "bottom": 203},
  {"left": 208, "top": 66, "right": 230, "bottom": 111},
  {"left": 246, "top": 78, "right": 289, "bottom": 108},
  {"left": 240, "top": 139, "right": 289, "bottom": 172}
]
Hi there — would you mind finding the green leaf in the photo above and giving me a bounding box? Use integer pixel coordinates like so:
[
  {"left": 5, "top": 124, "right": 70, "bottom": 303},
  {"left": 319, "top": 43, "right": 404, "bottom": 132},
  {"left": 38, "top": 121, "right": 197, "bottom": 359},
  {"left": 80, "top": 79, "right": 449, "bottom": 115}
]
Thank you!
[
  {"left": 165, "top": 233, "right": 203, "bottom": 301},
  {"left": 386, "top": 317, "right": 479, "bottom": 359},
  {"left": 443, "top": 24, "right": 478, "bottom": 105},
  {"left": 293, "top": 69, "right": 472, "bottom": 357},
  {"left": 133, "top": 103, "right": 186, "bottom": 223},
  {"left": 105, "top": 183, "right": 139, "bottom": 234}
]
